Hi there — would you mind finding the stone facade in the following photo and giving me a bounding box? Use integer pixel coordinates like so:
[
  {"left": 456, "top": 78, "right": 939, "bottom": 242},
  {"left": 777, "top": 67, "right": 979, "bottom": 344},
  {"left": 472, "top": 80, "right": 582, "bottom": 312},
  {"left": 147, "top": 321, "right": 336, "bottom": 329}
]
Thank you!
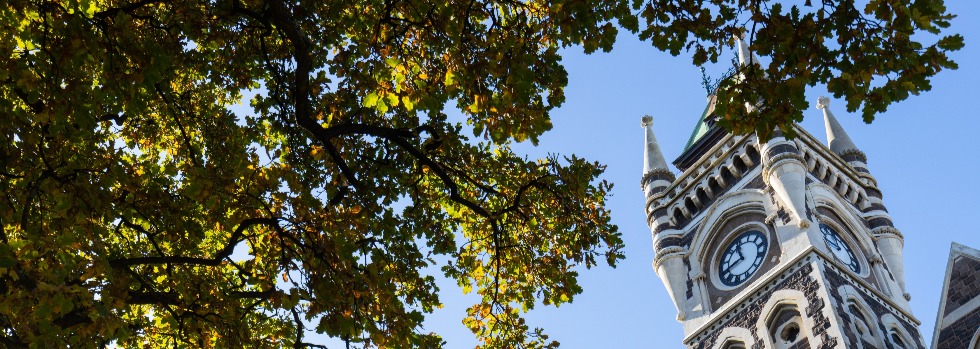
[
  {"left": 641, "top": 39, "right": 980, "bottom": 349},
  {"left": 641, "top": 89, "right": 921, "bottom": 347}
]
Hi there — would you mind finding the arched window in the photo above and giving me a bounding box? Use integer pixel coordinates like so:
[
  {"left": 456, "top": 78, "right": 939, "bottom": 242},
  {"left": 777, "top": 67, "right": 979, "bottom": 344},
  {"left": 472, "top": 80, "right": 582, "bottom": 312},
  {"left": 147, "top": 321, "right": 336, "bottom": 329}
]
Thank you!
[
  {"left": 721, "top": 167, "right": 736, "bottom": 186},
  {"left": 733, "top": 156, "right": 748, "bottom": 174},
  {"left": 685, "top": 197, "right": 698, "bottom": 214},
  {"left": 673, "top": 207, "right": 686, "bottom": 226},
  {"left": 696, "top": 187, "right": 711, "bottom": 206},
  {"left": 722, "top": 341, "right": 746, "bottom": 349},
  {"left": 887, "top": 328, "right": 911, "bottom": 349},
  {"left": 745, "top": 144, "right": 761, "bottom": 165},
  {"left": 708, "top": 177, "right": 723, "bottom": 196},
  {"left": 846, "top": 301, "right": 881, "bottom": 346},
  {"left": 768, "top": 305, "right": 805, "bottom": 349}
]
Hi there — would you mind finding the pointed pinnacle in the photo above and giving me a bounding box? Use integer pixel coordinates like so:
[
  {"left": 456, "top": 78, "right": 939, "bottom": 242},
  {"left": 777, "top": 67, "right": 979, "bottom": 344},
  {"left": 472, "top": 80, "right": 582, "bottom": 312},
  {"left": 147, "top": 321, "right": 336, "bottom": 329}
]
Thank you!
[
  {"left": 642, "top": 115, "right": 669, "bottom": 174},
  {"left": 817, "top": 97, "right": 861, "bottom": 156}
]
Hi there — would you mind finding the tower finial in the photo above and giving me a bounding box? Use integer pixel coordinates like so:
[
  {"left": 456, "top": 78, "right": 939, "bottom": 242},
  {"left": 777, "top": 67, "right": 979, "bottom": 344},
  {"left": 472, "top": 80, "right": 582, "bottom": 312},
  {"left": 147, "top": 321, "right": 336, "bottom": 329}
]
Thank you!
[
  {"left": 817, "top": 96, "right": 864, "bottom": 160},
  {"left": 642, "top": 115, "right": 669, "bottom": 174}
]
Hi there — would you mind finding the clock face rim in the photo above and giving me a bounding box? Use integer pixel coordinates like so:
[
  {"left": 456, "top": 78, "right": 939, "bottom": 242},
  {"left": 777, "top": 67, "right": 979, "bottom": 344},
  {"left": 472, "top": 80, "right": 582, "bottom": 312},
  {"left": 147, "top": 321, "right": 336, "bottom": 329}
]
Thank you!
[
  {"left": 717, "top": 230, "right": 769, "bottom": 287},
  {"left": 819, "top": 223, "right": 862, "bottom": 274}
]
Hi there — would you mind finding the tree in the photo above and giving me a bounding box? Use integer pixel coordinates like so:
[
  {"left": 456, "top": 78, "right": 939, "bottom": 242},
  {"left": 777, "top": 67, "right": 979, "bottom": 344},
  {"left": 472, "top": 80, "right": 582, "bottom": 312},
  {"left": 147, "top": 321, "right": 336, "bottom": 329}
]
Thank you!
[{"left": 0, "top": 0, "right": 959, "bottom": 348}]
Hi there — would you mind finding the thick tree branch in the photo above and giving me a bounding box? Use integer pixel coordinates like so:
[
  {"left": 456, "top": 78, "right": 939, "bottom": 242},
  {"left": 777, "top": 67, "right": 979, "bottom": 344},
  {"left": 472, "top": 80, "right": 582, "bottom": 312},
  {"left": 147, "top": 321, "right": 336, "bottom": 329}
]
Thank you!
[
  {"left": 109, "top": 217, "right": 280, "bottom": 268},
  {"left": 126, "top": 289, "right": 278, "bottom": 305}
]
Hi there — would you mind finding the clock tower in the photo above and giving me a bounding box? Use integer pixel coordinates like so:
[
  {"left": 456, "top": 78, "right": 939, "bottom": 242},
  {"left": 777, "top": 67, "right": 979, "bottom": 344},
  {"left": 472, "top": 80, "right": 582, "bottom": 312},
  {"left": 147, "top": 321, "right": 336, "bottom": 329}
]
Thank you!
[{"left": 641, "top": 37, "right": 925, "bottom": 349}]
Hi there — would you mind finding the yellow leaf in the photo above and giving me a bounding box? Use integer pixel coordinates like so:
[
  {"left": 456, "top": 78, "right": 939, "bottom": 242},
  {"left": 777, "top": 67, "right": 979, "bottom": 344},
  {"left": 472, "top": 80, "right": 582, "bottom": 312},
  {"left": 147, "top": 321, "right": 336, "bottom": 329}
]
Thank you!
[
  {"left": 444, "top": 70, "right": 456, "bottom": 86},
  {"left": 402, "top": 96, "right": 415, "bottom": 111},
  {"left": 85, "top": 1, "right": 98, "bottom": 17}
]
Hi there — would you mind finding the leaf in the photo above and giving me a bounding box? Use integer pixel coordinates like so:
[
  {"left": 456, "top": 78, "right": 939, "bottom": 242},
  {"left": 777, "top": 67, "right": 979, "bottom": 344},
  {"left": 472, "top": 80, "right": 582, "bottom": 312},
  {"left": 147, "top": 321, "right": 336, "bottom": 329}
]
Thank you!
[
  {"left": 402, "top": 96, "right": 415, "bottom": 111},
  {"left": 363, "top": 92, "right": 380, "bottom": 107},
  {"left": 444, "top": 70, "right": 456, "bottom": 86}
]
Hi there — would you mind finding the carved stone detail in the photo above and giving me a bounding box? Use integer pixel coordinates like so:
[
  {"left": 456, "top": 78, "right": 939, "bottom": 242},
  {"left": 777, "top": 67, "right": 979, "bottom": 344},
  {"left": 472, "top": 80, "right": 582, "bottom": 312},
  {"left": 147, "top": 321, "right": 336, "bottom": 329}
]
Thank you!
[
  {"left": 824, "top": 266, "right": 925, "bottom": 349},
  {"left": 686, "top": 263, "right": 840, "bottom": 349}
]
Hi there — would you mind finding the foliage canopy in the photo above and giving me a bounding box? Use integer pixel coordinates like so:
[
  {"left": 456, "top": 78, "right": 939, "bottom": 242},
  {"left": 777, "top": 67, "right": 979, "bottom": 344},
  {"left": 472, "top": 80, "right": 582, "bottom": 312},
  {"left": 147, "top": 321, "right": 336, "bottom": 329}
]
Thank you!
[{"left": 0, "top": 0, "right": 959, "bottom": 347}]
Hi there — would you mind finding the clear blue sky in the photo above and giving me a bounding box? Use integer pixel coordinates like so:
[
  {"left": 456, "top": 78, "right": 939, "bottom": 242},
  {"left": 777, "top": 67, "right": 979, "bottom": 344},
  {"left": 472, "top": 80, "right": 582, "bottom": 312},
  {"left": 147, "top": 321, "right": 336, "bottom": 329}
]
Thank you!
[{"left": 413, "top": 2, "right": 980, "bottom": 348}]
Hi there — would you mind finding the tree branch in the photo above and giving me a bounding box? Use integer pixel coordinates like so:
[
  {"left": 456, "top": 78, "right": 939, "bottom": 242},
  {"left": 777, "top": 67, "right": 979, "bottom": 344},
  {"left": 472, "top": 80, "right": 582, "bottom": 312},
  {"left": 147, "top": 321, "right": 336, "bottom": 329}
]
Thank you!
[{"left": 109, "top": 217, "right": 280, "bottom": 268}]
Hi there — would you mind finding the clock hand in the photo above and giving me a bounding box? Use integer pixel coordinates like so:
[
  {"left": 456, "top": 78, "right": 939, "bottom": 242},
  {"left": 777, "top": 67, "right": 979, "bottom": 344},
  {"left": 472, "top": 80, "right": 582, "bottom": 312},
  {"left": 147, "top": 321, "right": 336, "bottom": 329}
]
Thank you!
[{"left": 733, "top": 245, "right": 746, "bottom": 267}]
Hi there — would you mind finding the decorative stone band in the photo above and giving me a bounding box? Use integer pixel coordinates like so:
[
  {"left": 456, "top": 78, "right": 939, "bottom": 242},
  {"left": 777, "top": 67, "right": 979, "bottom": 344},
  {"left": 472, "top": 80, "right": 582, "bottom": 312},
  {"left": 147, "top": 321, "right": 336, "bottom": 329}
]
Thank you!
[
  {"left": 839, "top": 148, "right": 868, "bottom": 164},
  {"left": 870, "top": 226, "right": 904, "bottom": 240},
  {"left": 864, "top": 186, "right": 883, "bottom": 199},
  {"left": 763, "top": 143, "right": 799, "bottom": 160},
  {"left": 649, "top": 206, "right": 668, "bottom": 219},
  {"left": 645, "top": 192, "right": 663, "bottom": 216},
  {"left": 649, "top": 221, "right": 674, "bottom": 236},
  {"left": 653, "top": 245, "right": 686, "bottom": 269},
  {"left": 855, "top": 172, "right": 878, "bottom": 188},
  {"left": 654, "top": 232, "right": 692, "bottom": 251},
  {"left": 860, "top": 203, "right": 889, "bottom": 213},
  {"left": 761, "top": 152, "right": 806, "bottom": 180},
  {"left": 646, "top": 205, "right": 672, "bottom": 230},
  {"left": 866, "top": 216, "right": 895, "bottom": 230},
  {"left": 642, "top": 168, "right": 676, "bottom": 217},
  {"left": 641, "top": 168, "right": 676, "bottom": 188}
]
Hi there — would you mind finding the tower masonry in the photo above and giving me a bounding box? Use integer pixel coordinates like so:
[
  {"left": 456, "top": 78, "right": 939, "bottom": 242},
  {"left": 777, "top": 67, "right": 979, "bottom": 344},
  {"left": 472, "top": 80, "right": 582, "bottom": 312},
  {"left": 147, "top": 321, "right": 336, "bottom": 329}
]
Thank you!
[{"left": 641, "top": 37, "right": 923, "bottom": 349}]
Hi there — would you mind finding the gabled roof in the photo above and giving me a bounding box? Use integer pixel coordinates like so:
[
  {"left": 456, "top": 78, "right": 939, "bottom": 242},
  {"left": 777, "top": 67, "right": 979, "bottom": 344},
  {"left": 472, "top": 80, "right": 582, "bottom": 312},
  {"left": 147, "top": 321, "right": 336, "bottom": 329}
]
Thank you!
[
  {"left": 683, "top": 98, "right": 715, "bottom": 152},
  {"left": 673, "top": 95, "right": 721, "bottom": 171},
  {"left": 932, "top": 242, "right": 980, "bottom": 349}
]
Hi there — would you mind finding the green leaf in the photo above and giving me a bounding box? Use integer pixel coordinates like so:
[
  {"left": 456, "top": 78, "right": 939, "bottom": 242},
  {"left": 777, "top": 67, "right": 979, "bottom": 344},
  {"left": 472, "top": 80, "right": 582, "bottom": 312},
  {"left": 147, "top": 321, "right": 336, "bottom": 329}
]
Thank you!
[{"left": 363, "top": 92, "right": 380, "bottom": 107}]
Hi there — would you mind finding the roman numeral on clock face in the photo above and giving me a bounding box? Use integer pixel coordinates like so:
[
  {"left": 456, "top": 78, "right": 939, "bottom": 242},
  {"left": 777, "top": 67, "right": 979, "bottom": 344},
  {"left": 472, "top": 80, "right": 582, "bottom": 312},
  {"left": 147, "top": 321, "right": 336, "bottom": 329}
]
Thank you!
[{"left": 718, "top": 230, "right": 768, "bottom": 287}]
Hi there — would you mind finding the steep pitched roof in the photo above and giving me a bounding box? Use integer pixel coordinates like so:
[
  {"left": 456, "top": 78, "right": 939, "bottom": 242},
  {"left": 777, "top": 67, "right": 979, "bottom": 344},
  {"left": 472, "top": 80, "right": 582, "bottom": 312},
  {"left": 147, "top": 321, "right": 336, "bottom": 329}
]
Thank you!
[
  {"left": 932, "top": 242, "right": 980, "bottom": 349},
  {"left": 683, "top": 98, "right": 715, "bottom": 152}
]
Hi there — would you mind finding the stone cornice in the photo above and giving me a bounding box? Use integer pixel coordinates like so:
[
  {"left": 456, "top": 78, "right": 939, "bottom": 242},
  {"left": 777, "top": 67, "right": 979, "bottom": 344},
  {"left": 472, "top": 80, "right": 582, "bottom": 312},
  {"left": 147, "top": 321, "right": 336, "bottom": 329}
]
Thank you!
[
  {"left": 640, "top": 168, "right": 676, "bottom": 188},
  {"left": 653, "top": 246, "right": 686, "bottom": 269},
  {"left": 870, "top": 226, "right": 904, "bottom": 240},
  {"left": 645, "top": 133, "right": 748, "bottom": 211},
  {"left": 792, "top": 125, "right": 878, "bottom": 192},
  {"left": 761, "top": 152, "right": 805, "bottom": 180},
  {"left": 839, "top": 148, "right": 868, "bottom": 163}
]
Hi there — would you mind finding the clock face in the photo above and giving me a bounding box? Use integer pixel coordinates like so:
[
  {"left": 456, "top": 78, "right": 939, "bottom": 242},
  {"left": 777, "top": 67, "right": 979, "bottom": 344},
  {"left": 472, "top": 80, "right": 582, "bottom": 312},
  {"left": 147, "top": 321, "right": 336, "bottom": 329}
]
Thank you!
[
  {"left": 719, "top": 230, "right": 768, "bottom": 287},
  {"left": 819, "top": 223, "right": 861, "bottom": 273}
]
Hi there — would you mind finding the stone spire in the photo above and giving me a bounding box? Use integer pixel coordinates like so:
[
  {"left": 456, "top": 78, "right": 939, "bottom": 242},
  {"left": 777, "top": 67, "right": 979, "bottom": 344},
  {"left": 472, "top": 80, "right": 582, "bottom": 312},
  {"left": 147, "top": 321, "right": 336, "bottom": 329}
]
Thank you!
[
  {"left": 735, "top": 33, "right": 762, "bottom": 68},
  {"left": 640, "top": 115, "right": 682, "bottom": 319},
  {"left": 817, "top": 96, "right": 864, "bottom": 160},
  {"left": 735, "top": 33, "right": 765, "bottom": 113},
  {"left": 817, "top": 97, "right": 906, "bottom": 299},
  {"left": 642, "top": 115, "right": 669, "bottom": 174}
]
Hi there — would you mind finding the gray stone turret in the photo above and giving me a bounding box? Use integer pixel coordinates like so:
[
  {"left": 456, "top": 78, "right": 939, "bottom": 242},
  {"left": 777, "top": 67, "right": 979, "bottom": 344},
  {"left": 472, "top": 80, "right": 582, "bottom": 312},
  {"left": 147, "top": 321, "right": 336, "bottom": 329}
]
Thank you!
[
  {"left": 640, "top": 115, "right": 686, "bottom": 320},
  {"left": 760, "top": 132, "right": 811, "bottom": 228},
  {"left": 817, "top": 97, "right": 909, "bottom": 299},
  {"left": 737, "top": 35, "right": 808, "bottom": 229}
]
